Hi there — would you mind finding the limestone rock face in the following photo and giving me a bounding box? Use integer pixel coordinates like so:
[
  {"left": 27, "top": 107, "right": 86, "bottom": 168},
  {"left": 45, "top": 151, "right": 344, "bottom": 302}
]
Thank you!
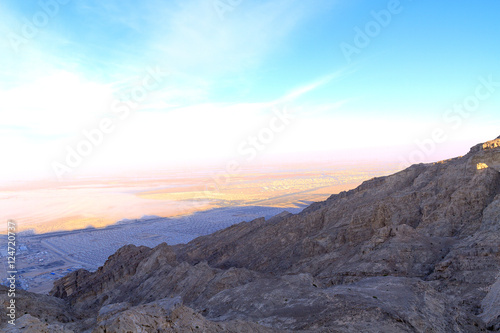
[
  {"left": 0, "top": 285, "right": 76, "bottom": 326},
  {"left": 473, "top": 137, "right": 500, "bottom": 171},
  {"left": 92, "top": 297, "right": 279, "bottom": 333},
  {"left": 2, "top": 314, "right": 74, "bottom": 333},
  {"left": 92, "top": 297, "right": 181, "bottom": 333},
  {"left": 2, "top": 135, "right": 500, "bottom": 332}
]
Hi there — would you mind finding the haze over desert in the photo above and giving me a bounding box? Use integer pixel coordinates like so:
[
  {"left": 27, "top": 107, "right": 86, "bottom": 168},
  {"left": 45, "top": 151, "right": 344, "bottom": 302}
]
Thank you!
[{"left": 1, "top": 162, "right": 400, "bottom": 233}]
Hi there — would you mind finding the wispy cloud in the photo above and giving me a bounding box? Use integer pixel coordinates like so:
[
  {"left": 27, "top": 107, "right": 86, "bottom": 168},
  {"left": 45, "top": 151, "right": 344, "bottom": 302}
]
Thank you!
[
  {"left": 0, "top": 0, "right": 326, "bottom": 101},
  {"left": 278, "top": 69, "right": 351, "bottom": 103},
  {"left": 136, "top": 0, "right": 323, "bottom": 102}
]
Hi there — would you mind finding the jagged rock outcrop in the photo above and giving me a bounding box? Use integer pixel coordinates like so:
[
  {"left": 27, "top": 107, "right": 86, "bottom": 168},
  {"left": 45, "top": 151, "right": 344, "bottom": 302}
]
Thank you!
[
  {"left": 2, "top": 136, "right": 500, "bottom": 332},
  {"left": 92, "top": 296, "right": 279, "bottom": 333},
  {"left": 0, "top": 285, "right": 76, "bottom": 324},
  {"left": 2, "top": 314, "right": 73, "bottom": 333}
]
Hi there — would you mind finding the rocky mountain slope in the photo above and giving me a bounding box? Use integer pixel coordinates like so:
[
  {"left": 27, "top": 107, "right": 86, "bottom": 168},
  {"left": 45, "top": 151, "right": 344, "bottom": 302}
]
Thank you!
[{"left": 2, "top": 136, "right": 500, "bottom": 332}]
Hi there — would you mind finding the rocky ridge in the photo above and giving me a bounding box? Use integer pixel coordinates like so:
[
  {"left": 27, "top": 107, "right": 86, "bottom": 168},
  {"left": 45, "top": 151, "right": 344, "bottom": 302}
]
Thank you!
[{"left": 1, "top": 136, "right": 500, "bottom": 332}]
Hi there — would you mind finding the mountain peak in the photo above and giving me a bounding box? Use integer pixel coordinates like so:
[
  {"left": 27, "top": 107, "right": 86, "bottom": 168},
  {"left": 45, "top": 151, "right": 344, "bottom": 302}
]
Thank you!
[
  {"left": 483, "top": 137, "right": 500, "bottom": 150},
  {"left": 471, "top": 136, "right": 500, "bottom": 171}
]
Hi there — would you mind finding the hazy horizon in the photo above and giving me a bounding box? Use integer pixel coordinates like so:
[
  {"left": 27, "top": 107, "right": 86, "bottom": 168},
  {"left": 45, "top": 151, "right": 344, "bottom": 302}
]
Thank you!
[
  {"left": 1, "top": 1, "right": 499, "bottom": 184},
  {"left": 0, "top": 161, "right": 402, "bottom": 233}
]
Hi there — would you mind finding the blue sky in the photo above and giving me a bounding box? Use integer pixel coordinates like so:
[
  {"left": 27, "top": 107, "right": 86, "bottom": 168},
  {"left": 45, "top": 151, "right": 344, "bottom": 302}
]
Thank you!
[{"left": 1, "top": 0, "right": 499, "bottom": 181}]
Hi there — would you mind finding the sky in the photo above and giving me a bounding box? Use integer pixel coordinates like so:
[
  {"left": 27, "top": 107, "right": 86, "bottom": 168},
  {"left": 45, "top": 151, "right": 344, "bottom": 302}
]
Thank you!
[{"left": 1, "top": 0, "right": 500, "bottom": 182}]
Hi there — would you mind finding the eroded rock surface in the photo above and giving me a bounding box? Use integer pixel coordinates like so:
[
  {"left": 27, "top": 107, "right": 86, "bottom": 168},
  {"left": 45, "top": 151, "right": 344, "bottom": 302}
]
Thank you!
[{"left": 2, "top": 136, "right": 500, "bottom": 332}]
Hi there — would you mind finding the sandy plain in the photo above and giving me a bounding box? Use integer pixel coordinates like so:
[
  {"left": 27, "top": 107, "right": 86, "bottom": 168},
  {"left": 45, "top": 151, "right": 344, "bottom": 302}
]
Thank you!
[
  {"left": 0, "top": 162, "right": 400, "bottom": 293},
  {"left": 1, "top": 163, "right": 400, "bottom": 234}
]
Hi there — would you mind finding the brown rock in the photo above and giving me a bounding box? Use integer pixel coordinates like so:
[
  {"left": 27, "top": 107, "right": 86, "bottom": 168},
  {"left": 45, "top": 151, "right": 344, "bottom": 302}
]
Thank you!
[{"left": 8, "top": 135, "right": 500, "bottom": 332}]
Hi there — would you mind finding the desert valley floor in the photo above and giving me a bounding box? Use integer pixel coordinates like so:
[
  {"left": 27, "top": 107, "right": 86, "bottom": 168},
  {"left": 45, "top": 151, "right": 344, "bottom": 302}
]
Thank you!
[{"left": 0, "top": 163, "right": 400, "bottom": 293}]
